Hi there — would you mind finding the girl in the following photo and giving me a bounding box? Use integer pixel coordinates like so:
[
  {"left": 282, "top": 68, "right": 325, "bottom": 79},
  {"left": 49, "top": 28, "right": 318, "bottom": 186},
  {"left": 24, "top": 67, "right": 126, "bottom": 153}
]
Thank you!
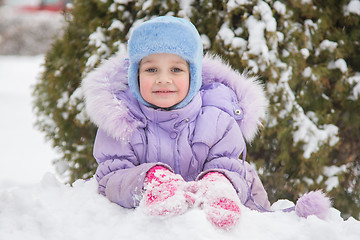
[{"left": 82, "top": 16, "right": 329, "bottom": 230}]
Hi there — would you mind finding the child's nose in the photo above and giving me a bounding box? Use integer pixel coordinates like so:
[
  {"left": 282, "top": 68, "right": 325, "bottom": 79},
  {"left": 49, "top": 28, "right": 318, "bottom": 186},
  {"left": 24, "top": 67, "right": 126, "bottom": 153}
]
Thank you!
[{"left": 156, "top": 71, "right": 172, "bottom": 84}]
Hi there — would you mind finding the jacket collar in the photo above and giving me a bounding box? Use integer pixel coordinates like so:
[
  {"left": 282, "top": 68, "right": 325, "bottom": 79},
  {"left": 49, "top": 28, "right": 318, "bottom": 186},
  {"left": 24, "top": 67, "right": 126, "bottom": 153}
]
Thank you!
[{"left": 139, "top": 93, "right": 202, "bottom": 128}]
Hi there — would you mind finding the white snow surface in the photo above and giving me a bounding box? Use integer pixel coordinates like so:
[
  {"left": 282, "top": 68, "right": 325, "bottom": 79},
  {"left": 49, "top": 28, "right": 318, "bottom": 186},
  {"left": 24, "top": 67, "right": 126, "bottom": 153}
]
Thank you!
[
  {"left": 1, "top": 55, "right": 360, "bottom": 239},
  {"left": 0, "top": 173, "right": 359, "bottom": 240}
]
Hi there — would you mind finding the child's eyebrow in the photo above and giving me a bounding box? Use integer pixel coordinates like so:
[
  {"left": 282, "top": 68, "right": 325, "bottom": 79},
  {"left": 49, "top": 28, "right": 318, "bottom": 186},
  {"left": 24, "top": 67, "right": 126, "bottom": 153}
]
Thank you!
[
  {"left": 172, "top": 61, "right": 188, "bottom": 65},
  {"left": 168, "top": 60, "right": 189, "bottom": 67}
]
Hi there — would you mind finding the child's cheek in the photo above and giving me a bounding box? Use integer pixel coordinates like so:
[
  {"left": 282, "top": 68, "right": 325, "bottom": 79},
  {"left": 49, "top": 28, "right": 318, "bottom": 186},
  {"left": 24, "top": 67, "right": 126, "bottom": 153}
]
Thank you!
[{"left": 139, "top": 76, "right": 153, "bottom": 99}]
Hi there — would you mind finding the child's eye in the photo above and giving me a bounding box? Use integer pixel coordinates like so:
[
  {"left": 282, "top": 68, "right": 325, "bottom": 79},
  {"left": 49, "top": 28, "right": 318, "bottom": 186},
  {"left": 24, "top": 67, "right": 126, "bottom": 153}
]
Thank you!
[
  {"left": 172, "top": 67, "right": 183, "bottom": 72},
  {"left": 145, "top": 68, "right": 157, "bottom": 73}
]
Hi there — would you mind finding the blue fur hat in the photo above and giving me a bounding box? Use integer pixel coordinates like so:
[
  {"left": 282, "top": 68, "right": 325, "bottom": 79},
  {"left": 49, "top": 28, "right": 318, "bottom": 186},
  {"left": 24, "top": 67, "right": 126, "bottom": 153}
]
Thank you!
[{"left": 128, "top": 16, "right": 203, "bottom": 109}]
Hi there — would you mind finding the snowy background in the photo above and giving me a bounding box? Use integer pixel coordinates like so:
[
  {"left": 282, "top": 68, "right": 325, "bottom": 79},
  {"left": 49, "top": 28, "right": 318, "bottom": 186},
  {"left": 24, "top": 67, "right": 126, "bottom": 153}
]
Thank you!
[
  {"left": 1, "top": 1, "right": 360, "bottom": 239},
  {"left": 0, "top": 55, "right": 58, "bottom": 187},
  {"left": 0, "top": 1, "right": 63, "bottom": 187}
]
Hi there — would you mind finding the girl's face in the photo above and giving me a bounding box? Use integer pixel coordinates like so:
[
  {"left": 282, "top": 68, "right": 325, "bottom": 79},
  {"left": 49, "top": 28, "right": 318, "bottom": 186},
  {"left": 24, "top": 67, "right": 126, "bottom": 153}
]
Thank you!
[{"left": 139, "top": 53, "right": 190, "bottom": 109}]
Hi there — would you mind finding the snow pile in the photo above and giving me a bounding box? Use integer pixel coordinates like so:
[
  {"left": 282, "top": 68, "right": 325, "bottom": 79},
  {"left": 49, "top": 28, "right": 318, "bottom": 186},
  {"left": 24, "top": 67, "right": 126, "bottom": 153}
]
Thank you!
[{"left": 0, "top": 173, "right": 359, "bottom": 240}]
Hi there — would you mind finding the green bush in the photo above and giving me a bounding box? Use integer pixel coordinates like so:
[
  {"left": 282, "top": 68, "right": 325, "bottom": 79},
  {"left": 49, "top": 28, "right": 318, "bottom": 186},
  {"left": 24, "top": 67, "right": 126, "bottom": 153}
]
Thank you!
[{"left": 33, "top": 0, "right": 360, "bottom": 219}]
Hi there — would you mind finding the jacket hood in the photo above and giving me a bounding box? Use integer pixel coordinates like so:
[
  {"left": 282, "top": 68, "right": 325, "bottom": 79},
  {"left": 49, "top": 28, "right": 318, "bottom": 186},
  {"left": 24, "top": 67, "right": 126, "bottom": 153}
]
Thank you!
[{"left": 82, "top": 53, "right": 268, "bottom": 143}]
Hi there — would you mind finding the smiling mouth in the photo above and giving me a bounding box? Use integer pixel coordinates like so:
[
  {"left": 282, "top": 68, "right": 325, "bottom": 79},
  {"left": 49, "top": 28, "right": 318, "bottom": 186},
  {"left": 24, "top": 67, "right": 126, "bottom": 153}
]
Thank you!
[{"left": 153, "top": 90, "right": 176, "bottom": 94}]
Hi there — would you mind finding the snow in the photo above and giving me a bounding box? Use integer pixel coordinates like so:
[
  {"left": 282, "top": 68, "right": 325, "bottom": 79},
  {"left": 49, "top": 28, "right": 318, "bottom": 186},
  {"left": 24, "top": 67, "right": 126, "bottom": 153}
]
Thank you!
[
  {"left": 88, "top": 27, "right": 111, "bottom": 55},
  {"left": 302, "top": 66, "right": 312, "bottom": 78},
  {"left": 300, "top": 48, "right": 310, "bottom": 59},
  {"left": 246, "top": 16, "right": 268, "bottom": 59},
  {"left": 304, "top": 19, "right": 318, "bottom": 50},
  {"left": 267, "top": 60, "right": 342, "bottom": 188},
  {"left": 273, "top": 1, "right": 286, "bottom": 15},
  {"left": 114, "top": 0, "right": 133, "bottom": 4},
  {"left": 218, "top": 26, "right": 235, "bottom": 46},
  {"left": 302, "top": 0, "right": 312, "bottom": 4},
  {"left": 141, "top": 0, "right": 153, "bottom": 11},
  {"left": 347, "top": 73, "right": 360, "bottom": 100},
  {"left": 323, "top": 165, "right": 347, "bottom": 192},
  {"left": 0, "top": 173, "right": 359, "bottom": 240},
  {"left": 109, "top": 19, "right": 125, "bottom": 31},
  {"left": 268, "top": 68, "right": 340, "bottom": 159},
  {"left": 320, "top": 40, "right": 338, "bottom": 52},
  {"left": 179, "top": 0, "right": 194, "bottom": 17},
  {"left": 293, "top": 115, "right": 339, "bottom": 159},
  {"left": 201, "top": 34, "right": 211, "bottom": 50},
  {"left": 328, "top": 59, "right": 348, "bottom": 73},
  {"left": 0, "top": 55, "right": 58, "bottom": 187},
  {"left": 255, "top": 1, "right": 277, "bottom": 32},
  {"left": 227, "top": 0, "right": 252, "bottom": 10},
  {"left": 344, "top": 0, "right": 360, "bottom": 16}
]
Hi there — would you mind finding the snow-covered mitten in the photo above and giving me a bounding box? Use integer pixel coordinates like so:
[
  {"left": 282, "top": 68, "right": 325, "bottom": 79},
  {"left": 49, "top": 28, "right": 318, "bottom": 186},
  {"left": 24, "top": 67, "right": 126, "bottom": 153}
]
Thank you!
[
  {"left": 295, "top": 190, "right": 331, "bottom": 219},
  {"left": 197, "top": 172, "right": 242, "bottom": 230},
  {"left": 140, "top": 166, "right": 191, "bottom": 217}
]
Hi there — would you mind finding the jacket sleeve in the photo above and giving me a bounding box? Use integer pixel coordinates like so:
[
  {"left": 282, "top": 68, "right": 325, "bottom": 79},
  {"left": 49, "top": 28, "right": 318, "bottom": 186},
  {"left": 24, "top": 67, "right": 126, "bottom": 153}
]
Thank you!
[
  {"left": 197, "top": 111, "right": 271, "bottom": 211},
  {"left": 94, "top": 128, "right": 161, "bottom": 208}
]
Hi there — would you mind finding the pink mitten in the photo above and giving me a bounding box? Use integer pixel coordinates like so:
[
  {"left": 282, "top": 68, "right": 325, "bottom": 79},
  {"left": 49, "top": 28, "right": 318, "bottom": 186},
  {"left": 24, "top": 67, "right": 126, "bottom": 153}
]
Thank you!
[
  {"left": 140, "top": 166, "right": 191, "bottom": 216},
  {"left": 198, "top": 172, "right": 242, "bottom": 230}
]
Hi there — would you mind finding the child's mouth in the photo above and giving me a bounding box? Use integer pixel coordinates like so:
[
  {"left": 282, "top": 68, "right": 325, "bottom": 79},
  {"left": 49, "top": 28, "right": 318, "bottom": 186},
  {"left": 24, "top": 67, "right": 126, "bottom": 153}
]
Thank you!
[{"left": 153, "top": 90, "right": 176, "bottom": 94}]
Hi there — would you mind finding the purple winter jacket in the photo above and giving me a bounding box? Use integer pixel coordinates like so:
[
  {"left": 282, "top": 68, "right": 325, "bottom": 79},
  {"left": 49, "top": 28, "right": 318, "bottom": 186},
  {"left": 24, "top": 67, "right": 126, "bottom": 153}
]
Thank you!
[{"left": 82, "top": 53, "right": 271, "bottom": 211}]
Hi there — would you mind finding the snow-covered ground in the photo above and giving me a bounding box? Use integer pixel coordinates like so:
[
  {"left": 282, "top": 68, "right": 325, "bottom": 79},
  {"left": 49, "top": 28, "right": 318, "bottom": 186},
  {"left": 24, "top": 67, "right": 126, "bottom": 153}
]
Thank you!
[
  {"left": 1, "top": 172, "right": 360, "bottom": 240},
  {"left": 1, "top": 55, "right": 360, "bottom": 240}
]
